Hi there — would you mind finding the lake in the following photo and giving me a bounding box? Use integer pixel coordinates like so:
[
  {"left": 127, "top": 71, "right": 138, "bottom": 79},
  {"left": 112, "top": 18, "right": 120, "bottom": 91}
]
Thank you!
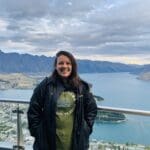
[{"left": 0, "top": 72, "right": 150, "bottom": 145}]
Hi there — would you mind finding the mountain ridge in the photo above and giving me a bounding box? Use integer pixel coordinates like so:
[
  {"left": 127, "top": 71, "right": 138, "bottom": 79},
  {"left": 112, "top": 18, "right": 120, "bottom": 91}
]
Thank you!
[{"left": 0, "top": 50, "right": 149, "bottom": 74}]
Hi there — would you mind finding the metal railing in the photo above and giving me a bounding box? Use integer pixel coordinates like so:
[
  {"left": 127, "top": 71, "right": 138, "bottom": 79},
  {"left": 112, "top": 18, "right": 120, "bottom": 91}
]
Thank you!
[
  {"left": 0, "top": 98, "right": 150, "bottom": 150},
  {"left": 98, "top": 105, "right": 150, "bottom": 116},
  {"left": 1, "top": 98, "right": 150, "bottom": 116}
]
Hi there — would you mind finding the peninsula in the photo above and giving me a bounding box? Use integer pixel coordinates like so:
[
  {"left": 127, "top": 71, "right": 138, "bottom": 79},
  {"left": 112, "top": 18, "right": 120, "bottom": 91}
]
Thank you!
[
  {"left": 137, "top": 72, "right": 150, "bottom": 81},
  {"left": 96, "top": 110, "right": 126, "bottom": 123},
  {"left": 0, "top": 73, "right": 38, "bottom": 90}
]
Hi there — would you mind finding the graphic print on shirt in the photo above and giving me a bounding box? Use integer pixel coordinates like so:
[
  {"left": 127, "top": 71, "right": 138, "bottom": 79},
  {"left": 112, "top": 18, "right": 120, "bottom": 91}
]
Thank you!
[
  {"left": 56, "top": 91, "right": 76, "bottom": 150},
  {"left": 56, "top": 91, "right": 76, "bottom": 115}
]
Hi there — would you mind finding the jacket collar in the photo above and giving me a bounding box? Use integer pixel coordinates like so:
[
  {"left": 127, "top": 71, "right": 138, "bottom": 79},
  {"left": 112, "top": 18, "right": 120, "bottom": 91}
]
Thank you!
[{"left": 46, "top": 76, "right": 57, "bottom": 85}]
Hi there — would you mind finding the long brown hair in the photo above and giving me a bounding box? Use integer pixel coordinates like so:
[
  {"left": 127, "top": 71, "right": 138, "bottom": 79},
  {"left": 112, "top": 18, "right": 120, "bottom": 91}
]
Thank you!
[{"left": 51, "top": 51, "right": 81, "bottom": 88}]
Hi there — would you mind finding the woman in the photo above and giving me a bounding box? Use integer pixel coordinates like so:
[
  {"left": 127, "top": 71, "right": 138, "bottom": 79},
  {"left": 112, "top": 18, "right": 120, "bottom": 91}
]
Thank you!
[{"left": 27, "top": 51, "right": 97, "bottom": 150}]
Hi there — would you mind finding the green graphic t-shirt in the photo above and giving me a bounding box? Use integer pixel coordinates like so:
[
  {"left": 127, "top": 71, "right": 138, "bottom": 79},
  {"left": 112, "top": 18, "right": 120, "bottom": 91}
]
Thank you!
[{"left": 56, "top": 91, "right": 76, "bottom": 150}]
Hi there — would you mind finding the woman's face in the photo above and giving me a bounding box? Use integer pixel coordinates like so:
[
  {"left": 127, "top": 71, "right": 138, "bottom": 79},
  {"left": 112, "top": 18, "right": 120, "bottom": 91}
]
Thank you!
[{"left": 56, "top": 55, "right": 72, "bottom": 78}]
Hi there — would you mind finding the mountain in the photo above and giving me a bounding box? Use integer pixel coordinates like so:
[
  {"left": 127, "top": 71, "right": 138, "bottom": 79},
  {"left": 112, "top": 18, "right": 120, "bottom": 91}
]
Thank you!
[
  {"left": 0, "top": 50, "right": 54, "bottom": 73},
  {"left": 77, "top": 60, "right": 136, "bottom": 73},
  {"left": 0, "top": 50, "right": 149, "bottom": 73}
]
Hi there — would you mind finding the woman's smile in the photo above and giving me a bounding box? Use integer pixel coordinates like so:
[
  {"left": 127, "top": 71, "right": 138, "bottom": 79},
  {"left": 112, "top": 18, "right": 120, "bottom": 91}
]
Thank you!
[{"left": 56, "top": 55, "right": 72, "bottom": 78}]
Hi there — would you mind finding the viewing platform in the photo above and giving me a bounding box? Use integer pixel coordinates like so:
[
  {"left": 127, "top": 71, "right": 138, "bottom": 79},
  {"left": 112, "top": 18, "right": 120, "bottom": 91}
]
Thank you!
[{"left": 0, "top": 98, "right": 150, "bottom": 150}]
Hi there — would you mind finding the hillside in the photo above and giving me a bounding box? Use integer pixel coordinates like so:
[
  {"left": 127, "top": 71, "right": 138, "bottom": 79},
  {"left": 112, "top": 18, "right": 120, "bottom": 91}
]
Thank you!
[{"left": 0, "top": 73, "right": 37, "bottom": 90}]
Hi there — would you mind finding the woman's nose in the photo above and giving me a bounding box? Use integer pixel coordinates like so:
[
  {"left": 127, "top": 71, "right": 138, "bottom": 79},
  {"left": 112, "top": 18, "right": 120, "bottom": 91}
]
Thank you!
[{"left": 62, "top": 63, "right": 67, "bottom": 67}]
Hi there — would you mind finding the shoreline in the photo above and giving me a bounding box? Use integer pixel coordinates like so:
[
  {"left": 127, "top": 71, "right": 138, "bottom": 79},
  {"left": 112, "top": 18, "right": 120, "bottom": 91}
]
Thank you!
[
  {"left": 0, "top": 73, "right": 40, "bottom": 90},
  {"left": 89, "top": 140, "right": 150, "bottom": 150}
]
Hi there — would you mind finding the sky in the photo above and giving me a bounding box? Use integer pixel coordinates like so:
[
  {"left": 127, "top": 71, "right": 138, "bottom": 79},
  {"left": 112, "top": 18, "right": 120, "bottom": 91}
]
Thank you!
[{"left": 0, "top": 0, "right": 150, "bottom": 64}]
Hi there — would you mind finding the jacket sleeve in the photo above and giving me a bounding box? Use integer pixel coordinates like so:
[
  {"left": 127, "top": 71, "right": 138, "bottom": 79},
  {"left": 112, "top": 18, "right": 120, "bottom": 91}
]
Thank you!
[
  {"left": 27, "top": 78, "right": 47, "bottom": 137},
  {"left": 83, "top": 85, "right": 97, "bottom": 134}
]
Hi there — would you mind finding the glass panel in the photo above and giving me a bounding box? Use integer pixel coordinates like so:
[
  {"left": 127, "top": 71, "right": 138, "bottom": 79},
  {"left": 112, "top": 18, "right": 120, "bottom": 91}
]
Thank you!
[
  {"left": 0, "top": 102, "right": 33, "bottom": 149},
  {"left": 90, "top": 110, "right": 150, "bottom": 149},
  {"left": 0, "top": 102, "right": 150, "bottom": 150}
]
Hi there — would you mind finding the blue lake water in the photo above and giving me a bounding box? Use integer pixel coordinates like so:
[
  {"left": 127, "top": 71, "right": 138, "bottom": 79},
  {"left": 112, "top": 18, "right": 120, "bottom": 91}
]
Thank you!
[{"left": 0, "top": 72, "right": 150, "bottom": 145}]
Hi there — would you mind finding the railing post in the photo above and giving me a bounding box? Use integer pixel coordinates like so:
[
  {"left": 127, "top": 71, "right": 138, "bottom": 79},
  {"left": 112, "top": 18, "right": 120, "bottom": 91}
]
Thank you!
[{"left": 12, "top": 104, "right": 25, "bottom": 150}]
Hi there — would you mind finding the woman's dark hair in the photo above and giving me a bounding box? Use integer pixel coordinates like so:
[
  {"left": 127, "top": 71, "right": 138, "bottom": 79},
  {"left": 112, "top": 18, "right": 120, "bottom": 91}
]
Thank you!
[{"left": 51, "top": 51, "right": 81, "bottom": 88}]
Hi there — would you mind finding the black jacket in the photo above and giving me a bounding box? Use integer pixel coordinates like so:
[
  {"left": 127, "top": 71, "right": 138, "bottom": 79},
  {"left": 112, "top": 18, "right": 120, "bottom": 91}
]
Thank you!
[{"left": 27, "top": 77, "right": 97, "bottom": 150}]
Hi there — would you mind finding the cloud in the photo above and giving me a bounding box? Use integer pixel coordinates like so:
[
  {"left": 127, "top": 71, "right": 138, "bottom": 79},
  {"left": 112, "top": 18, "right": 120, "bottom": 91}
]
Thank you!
[
  {"left": 0, "top": 0, "right": 150, "bottom": 64},
  {"left": 0, "top": 0, "right": 50, "bottom": 19}
]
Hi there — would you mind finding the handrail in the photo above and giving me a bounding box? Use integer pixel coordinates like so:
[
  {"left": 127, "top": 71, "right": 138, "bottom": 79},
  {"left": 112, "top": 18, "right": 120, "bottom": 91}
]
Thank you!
[
  {"left": 97, "top": 106, "right": 150, "bottom": 116},
  {"left": 0, "top": 98, "right": 150, "bottom": 116},
  {"left": 0, "top": 98, "right": 29, "bottom": 104}
]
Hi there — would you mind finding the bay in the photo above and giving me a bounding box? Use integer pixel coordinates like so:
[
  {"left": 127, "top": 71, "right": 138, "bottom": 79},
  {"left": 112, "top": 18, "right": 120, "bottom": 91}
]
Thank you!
[
  {"left": 80, "top": 73, "right": 150, "bottom": 145},
  {"left": 0, "top": 72, "right": 150, "bottom": 145}
]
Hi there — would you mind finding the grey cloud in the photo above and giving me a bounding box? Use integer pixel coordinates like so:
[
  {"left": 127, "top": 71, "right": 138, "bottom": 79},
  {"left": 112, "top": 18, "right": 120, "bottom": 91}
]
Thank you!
[
  {"left": 0, "top": 0, "right": 96, "bottom": 19},
  {"left": 0, "top": 0, "right": 50, "bottom": 19}
]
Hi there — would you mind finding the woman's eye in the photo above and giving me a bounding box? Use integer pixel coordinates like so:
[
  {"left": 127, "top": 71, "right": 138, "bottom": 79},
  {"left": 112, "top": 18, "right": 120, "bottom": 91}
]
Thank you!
[
  {"left": 58, "top": 62, "right": 71, "bottom": 65},
  {"left": 58, "top": 62, "right": 64, "bottom": 65}
]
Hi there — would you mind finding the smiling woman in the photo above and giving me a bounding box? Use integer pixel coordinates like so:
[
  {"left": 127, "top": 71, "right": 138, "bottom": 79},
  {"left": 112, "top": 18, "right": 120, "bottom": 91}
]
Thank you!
[
  {"left": 27, "top": 50, "right": 97, "bottom": 150},
  {"left": 56, "top": 55, "right": 72, "bottom": 78}
]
